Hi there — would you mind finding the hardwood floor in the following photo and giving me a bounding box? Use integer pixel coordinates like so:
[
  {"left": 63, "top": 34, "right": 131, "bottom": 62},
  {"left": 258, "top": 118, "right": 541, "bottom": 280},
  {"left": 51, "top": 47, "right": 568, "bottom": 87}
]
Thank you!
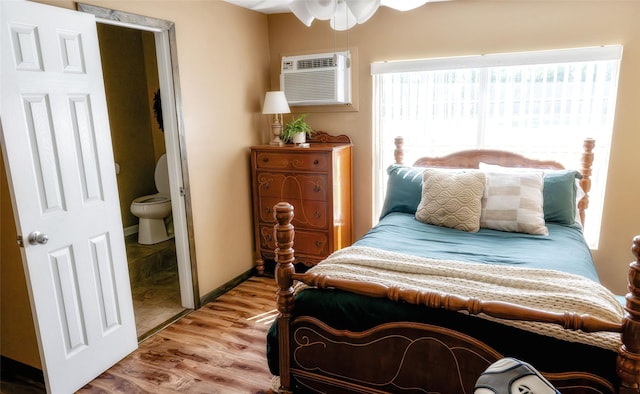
[{"left": 77, "top": 275, "right": 278, "bottom": 393}]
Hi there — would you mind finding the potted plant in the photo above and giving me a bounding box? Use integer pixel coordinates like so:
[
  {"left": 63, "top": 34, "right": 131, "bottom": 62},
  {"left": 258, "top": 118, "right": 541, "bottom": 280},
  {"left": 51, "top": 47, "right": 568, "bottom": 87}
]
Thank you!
[{"left": 282, "top": 114, "right": 313, "bottom": 144}]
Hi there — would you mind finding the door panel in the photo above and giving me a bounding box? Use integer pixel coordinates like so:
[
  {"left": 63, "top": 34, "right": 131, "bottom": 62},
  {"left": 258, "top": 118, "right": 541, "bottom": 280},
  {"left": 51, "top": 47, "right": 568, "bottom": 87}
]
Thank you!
[
  {"left": 1, "top": 1, "right": 138, "bottom": 392},
  {"left": 24, "top": 93, "right": 67, "bottom": 212}
]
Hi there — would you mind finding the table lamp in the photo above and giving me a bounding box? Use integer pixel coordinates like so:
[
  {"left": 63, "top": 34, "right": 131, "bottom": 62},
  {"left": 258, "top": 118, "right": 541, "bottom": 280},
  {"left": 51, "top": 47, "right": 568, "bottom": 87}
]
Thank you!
[{"left": 262, "top": 91, "right": 291, "bottom": 146}]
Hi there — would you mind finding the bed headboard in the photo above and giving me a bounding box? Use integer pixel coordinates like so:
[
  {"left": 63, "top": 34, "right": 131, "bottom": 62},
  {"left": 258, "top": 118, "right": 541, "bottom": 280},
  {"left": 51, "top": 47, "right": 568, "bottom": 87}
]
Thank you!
[{"left": 393, "top": 137, "right": 596, "bottom": 226}]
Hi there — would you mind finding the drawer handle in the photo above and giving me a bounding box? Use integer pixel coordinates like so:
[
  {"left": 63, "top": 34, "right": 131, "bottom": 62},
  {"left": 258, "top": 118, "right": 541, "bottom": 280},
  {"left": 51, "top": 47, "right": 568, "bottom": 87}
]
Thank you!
[
  {"left": 265, "top": 207, "right": 271, "bottom": 214},
  {"left": 313, "top": 159, "right": 319, "bottom": 165},
  {"left": 313, "top": 185, "right": 320, "bottom": 193},
  {"left": 264, "top": 182, "right": 270, "bottom": 189},
  {"left": 266, "top": 234, "right": 273, "bottom": 242},
  {"left": 262, "top": 157, "right": 269, "bottom": 163},
  {"left": 315, "top": 240, "right": 322, "bottom": 248},
  {"left": 314, "top": 211, "right": 321, "bottom": 218}
]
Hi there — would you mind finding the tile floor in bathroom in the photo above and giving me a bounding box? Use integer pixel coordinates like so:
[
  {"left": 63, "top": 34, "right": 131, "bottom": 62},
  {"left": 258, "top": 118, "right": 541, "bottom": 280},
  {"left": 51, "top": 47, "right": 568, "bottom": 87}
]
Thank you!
[{"left": 125, "top": 235, "right": 187, "bottom": 338}]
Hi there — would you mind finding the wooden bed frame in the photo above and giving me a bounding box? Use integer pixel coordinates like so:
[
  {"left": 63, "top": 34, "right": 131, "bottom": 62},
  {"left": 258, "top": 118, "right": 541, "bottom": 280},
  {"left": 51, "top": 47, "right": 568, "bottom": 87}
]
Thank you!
[{"left": 272, "top": 138, "right": 640, "bottom": 393}]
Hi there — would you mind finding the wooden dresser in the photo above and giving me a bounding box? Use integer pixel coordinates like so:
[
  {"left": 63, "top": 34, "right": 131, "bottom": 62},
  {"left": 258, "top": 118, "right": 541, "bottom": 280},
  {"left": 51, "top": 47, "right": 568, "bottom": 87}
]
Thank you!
[{"left": 250, "top": 132, "right": 353, "bottom": 274}]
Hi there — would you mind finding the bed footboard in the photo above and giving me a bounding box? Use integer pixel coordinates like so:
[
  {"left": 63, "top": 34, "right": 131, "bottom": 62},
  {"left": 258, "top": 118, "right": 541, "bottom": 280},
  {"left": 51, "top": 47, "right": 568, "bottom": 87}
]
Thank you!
[
  {"left": 618, "top": 235, "right": 640, "bottom": 393},
  {"left": 274, "top": 203, "right": 296, "bottom": 393},
  {"left": 273, "top": 202, "right": 640, "bottom": 393},
  {"left": 287, "top": 317, "right": 617, "bottom": 393}
]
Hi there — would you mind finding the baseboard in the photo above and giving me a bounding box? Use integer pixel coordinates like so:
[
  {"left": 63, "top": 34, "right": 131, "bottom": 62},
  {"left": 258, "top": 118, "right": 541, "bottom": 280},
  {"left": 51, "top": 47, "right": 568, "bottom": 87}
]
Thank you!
[
  {"left": 199, "top": 267, "right": 256, "bottom": 306},
  {"left": 124, "top": 225, "right": 139, "bottom": 237}
]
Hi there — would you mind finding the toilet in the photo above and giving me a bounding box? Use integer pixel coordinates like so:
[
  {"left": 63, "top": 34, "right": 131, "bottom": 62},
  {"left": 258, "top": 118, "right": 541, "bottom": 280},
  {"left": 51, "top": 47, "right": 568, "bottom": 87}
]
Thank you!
[{"left": 130, "top": 154, "right": 173, "bottom": 245}]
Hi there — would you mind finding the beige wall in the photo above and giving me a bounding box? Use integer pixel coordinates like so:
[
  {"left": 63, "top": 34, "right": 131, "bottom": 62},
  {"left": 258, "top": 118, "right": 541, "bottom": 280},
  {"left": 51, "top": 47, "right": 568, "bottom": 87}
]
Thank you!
[
  {"left": 267, "top": 1, "right": 640, "bottom": 295},
  {"left": 2, "top": 0, "right": 270, "bottom": 366},
  {"left": 97, "top": 23, "right": 158, "bottom": 228},
  {"left": 141, "top": 31, "right": 166, "bottom": 162}
]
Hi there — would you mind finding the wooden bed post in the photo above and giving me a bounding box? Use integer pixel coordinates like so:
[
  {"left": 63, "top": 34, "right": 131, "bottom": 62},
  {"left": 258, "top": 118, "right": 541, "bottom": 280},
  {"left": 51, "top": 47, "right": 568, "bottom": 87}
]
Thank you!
[
  {"left": 618, "top": 235, "right": 640, "bottom": 393},
  {"left": 579, "top": 138, "right": 595, "bottom": 225},
  {"left": 394, "top": 136, "right": 404, "bottom": 165},
  {"left": 274, "top": 202, "right": 295, "bottom": 394}
]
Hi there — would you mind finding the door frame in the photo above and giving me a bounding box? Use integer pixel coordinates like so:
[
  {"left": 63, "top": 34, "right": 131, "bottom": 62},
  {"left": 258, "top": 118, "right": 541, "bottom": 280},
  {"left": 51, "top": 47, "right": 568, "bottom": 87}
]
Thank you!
[{"left": 77, "top": 3, "right": 200, "bottom": 310}]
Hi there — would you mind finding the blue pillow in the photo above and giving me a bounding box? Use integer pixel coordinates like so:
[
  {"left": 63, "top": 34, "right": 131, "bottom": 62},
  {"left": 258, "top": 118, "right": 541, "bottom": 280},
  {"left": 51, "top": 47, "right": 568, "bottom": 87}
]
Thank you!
[
  {"left": 380, "top": 164, "right": 582, "bottom": 225},
  {"left": 543, "top": 170, "right": 582, "bottom": 225},
  {"left": 379, "top": 165, "right": 424, "bottom": 219}
]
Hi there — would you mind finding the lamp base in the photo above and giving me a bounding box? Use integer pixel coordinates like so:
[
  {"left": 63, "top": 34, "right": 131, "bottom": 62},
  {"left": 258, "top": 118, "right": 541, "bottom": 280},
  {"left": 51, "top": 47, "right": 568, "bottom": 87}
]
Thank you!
[
  {"left": 270, "top": 137, "right": 284, "bottom": 147},
  {"left": 270, "top": 121, "right": 284, "bottom": 146}
]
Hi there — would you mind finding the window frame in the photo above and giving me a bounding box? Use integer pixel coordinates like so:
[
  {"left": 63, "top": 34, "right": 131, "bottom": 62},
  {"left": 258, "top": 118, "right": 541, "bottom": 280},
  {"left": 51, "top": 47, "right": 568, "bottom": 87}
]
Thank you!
[{"left": 371, "top": 45, "right": 622, "bottom": 248}]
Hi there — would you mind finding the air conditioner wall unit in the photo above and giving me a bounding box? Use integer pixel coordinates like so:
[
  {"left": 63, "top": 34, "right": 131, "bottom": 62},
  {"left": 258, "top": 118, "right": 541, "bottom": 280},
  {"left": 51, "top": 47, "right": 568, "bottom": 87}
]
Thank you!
[{"left": 280, "top": 51, "right": 351, "bottom": 106}]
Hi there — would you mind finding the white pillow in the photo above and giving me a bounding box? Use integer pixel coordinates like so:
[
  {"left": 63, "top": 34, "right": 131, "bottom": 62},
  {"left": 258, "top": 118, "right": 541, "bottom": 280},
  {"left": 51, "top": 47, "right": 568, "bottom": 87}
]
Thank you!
[
  {"left": 415, "top": 169, "right": 486, "bottom": 232},
  {"left": 479, "top": 162, "right": 583, "bottom": 226},
  {"left": 480, "top": 170, "right": 548, "bottom": 235}
]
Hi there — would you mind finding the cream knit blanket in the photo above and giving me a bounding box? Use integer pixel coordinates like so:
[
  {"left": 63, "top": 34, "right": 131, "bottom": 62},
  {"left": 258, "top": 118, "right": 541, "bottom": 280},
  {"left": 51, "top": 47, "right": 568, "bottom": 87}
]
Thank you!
[{"left": 295, "top": 246, "right": 624, "bottom": 351}]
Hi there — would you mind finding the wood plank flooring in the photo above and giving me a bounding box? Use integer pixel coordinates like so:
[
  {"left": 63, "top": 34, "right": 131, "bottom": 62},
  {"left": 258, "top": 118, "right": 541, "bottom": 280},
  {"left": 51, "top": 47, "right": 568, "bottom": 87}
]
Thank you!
[{"left": 77, "top": 276, "right": 278, "bottom": 393}]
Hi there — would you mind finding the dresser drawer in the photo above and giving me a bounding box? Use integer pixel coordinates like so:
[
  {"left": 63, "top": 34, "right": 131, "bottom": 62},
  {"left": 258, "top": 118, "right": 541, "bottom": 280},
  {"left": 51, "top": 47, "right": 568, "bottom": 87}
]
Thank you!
[
  {"left": 255, "top": 151, "right": 329, "bottom": 172},
  {"left": 259, "top": 225, "right": 328, "bottom": 258},
  {"left": 258, "top": 225, "right": 277, "bottom": 251},
  {"left": 294, "top": 230, "right": 329, "bottom": 257},
  {"left": 258, "top": 197, "right": 328, "bottom": 229},
  {"left": 256, "top": 172, "right": 328, "bottom": 201}
]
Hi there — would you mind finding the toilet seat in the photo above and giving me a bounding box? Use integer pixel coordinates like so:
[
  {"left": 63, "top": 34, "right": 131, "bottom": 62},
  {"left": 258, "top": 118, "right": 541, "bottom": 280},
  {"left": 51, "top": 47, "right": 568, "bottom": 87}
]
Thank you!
[{"left": 132, "top": 193, "right": 170, "bottom": 205}]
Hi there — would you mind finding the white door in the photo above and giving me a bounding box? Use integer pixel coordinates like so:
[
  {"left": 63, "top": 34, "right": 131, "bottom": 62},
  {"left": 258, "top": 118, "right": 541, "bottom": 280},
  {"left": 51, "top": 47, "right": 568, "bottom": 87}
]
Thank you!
[{"left": 0, "top": 1, "right": 137, "bottom": 393}]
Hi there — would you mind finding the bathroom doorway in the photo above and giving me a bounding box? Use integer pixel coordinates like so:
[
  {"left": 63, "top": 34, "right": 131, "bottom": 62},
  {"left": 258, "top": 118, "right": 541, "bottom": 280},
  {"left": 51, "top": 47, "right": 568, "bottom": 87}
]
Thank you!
[{"left": 78, "top": 4, "right": 200, "bottom": 338}]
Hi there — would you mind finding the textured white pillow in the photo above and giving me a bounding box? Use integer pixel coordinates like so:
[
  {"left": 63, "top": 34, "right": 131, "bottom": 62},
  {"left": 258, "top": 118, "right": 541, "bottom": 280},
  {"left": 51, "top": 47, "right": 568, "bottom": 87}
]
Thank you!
[
  {"left": 415, "top": 169, "right": 486, "bottom": 232},
  {"left": 480, "top": 171, "right": 548, "bottom": 235}
]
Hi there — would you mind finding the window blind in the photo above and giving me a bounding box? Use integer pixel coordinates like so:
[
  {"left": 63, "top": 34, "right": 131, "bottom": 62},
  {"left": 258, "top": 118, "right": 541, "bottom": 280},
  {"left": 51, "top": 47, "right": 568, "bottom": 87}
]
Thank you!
[{"left": 372, "top": 46, "right": 622, "bottom": 248}]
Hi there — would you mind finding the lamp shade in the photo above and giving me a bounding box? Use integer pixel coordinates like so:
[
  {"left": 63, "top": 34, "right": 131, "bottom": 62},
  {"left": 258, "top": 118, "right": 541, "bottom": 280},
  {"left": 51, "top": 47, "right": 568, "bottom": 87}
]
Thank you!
[{"left": 262, "top": 91, "right": 291, "bottom": 115}]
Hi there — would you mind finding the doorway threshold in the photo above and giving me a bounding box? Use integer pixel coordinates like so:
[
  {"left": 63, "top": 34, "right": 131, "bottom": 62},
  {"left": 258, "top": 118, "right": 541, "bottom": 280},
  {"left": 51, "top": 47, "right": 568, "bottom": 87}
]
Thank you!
[{"left": 138, "top": 309, "right": 191, "bottom": 343}]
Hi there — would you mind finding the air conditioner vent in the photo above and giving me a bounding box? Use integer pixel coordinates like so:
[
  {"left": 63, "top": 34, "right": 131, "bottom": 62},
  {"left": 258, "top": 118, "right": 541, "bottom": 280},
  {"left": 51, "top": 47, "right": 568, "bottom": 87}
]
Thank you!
[
  {"left": 280, "top": 51, "right": 351, "bottom": 106},
  {"left": 297, "top": 56, "right": 336, "bottom": 70}
]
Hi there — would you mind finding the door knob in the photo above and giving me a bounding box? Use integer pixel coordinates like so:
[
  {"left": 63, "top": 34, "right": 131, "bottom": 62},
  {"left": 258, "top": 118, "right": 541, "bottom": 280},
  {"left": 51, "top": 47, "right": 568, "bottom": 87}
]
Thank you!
[{"left": 28, "top": 231, "right": 48, "bottom": 245}]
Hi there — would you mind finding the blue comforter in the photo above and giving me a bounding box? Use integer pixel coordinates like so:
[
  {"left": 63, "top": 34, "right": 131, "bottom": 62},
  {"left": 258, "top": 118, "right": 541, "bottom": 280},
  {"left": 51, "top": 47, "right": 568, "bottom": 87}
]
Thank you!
[{"left": 355, "top": 212, "right": 598, "bottom": 283}]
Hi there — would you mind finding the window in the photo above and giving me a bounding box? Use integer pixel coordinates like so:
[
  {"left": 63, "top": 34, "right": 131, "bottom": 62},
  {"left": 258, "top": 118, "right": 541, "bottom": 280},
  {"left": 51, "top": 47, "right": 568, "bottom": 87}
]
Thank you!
[{"left": 372, "top": 46, "right": 622, "bottom": 248}]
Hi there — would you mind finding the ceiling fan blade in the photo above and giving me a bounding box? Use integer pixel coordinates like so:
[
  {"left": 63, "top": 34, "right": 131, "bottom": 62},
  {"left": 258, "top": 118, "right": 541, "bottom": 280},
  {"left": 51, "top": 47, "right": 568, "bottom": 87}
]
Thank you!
[
  {"left": 290, "top": 0, "right": 315, "bottom": 26},
  {"left": 381, "top": 0, "right": 429, "bottom": 12},
  {"left": 330, "top": 1, "right": 357, "bottom": 30},
  {"left": 307, "top": 0, "right": 337, "bottom": 20},
  {"left": 345, "top": 0, "right": 380, "bottom": 23}
]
